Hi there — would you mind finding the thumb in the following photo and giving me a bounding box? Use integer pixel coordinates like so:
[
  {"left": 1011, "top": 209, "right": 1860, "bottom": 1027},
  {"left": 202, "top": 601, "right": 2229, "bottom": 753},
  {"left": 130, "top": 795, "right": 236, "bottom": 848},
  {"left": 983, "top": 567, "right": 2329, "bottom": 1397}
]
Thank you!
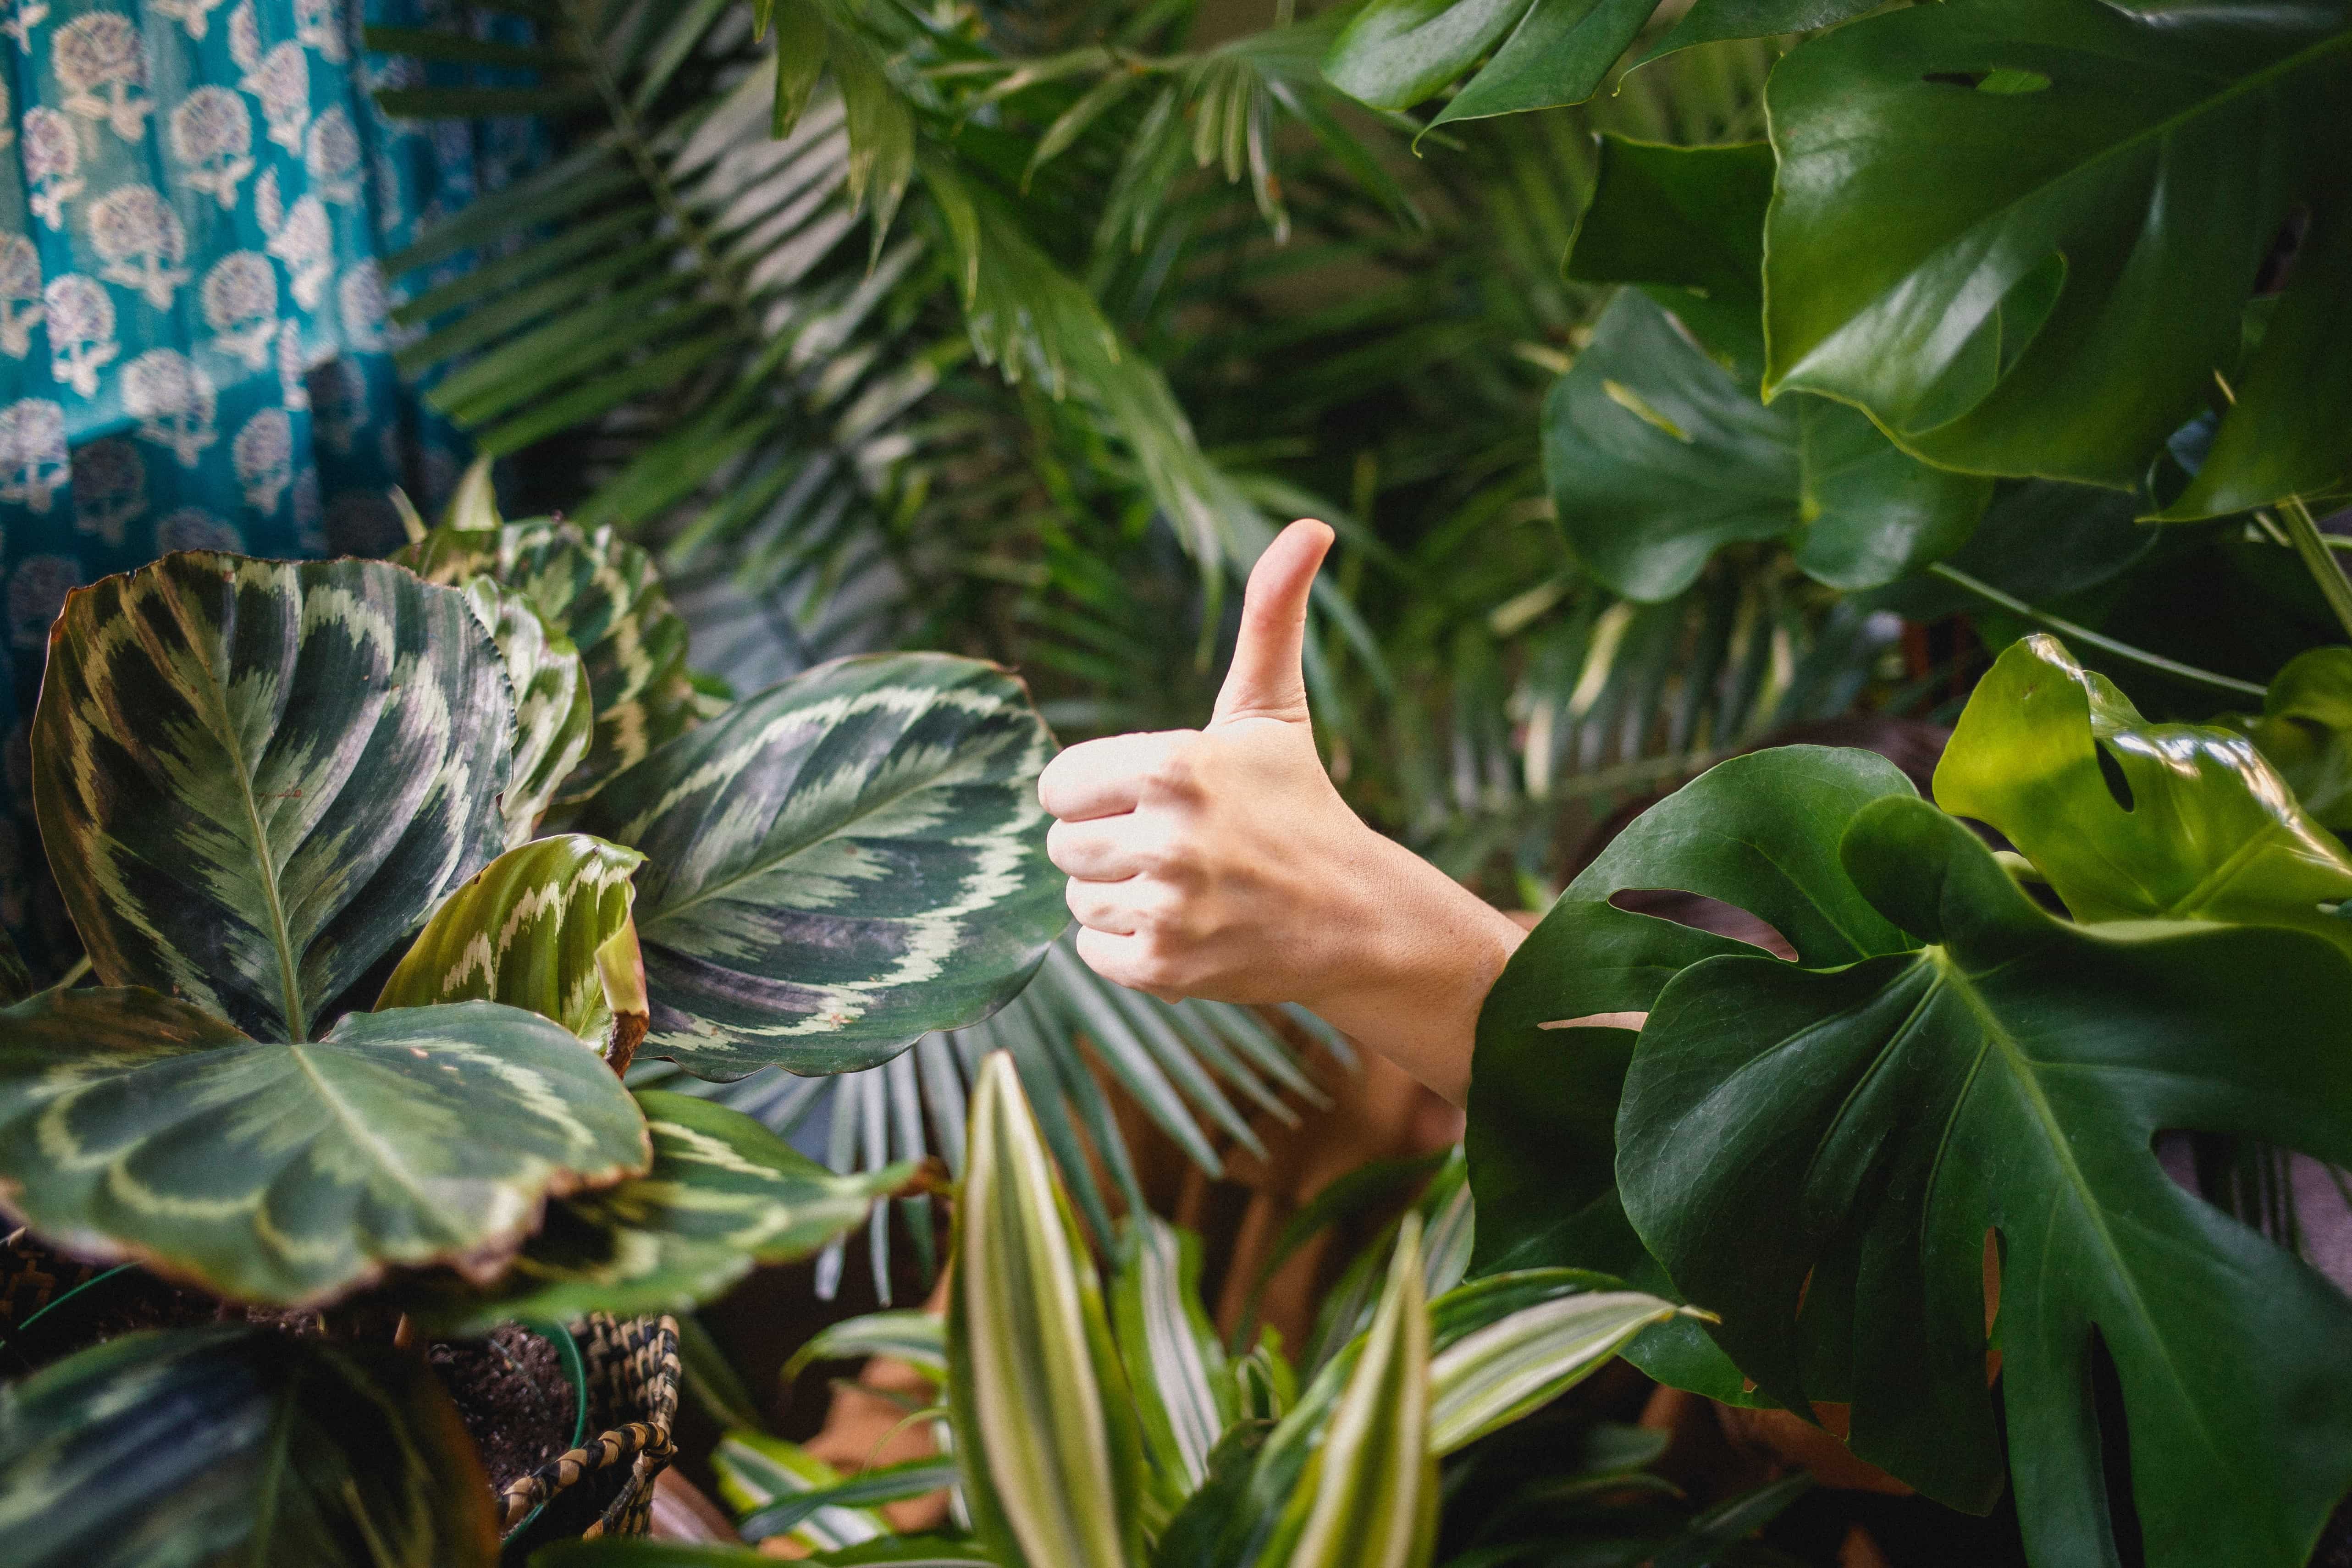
[{"left": 1212, "top": 518, "right": 1334, "bottom": 727}]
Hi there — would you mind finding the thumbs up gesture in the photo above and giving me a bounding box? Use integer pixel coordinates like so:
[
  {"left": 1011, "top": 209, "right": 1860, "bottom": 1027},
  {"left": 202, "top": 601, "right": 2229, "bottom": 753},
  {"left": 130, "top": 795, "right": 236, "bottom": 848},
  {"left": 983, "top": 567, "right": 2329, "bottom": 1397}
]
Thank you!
[{"left": 1038, "top": 520, "right": 1524, "bottom": 1104}]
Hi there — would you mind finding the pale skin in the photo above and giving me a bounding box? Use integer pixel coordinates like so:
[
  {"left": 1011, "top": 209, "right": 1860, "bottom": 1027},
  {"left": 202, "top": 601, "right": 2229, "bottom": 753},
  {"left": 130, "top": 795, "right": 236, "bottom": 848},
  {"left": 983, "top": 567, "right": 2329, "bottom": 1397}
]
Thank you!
[{"left": 1038, "top": 518, "right": 1528, "bottom": 1106}]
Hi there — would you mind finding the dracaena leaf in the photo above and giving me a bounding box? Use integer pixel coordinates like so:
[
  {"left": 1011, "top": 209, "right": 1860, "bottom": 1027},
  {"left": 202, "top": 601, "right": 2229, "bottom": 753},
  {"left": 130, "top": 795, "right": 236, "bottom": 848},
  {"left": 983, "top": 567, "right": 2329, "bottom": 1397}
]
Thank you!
[
  {"left": 403, "top": 1090, "right": 904, "bottom": 1333},
  {"left": 31, "top": 553, "right": 513, "bottom": 1043},
  {"left": 0, "top": 988, "right": 648, "bottom": 1304},
  {"left": 396, "top": 515, "right": 696, "bottom": 801},
  {"left": 712, "top": 1432, "right": 893, "bottom": 1555},
  {"left": 0, "top": 1325, "right": 497, "bottom": 1568},
  {"left": 784, "top": 1309, "right": 948, "bottom": 1386},
  {"left": 1618, "top": 795, "right": 2352, "bottom": 1564},
  {"left": 462, "top": 578, "right": 593, "bottom": 848},
  {"left": 578, "top": 654, "right": 1064, "bottom": 1079},
  {"left": 378, "top": 834, "right": 649, "bottom": 1065},
  {"left": 1111, "top": 1214, "right": 1233, "bottom": 1505},
  {"left": 1935, "top": 634, "right": 2352, "bottom": 950},
  {"left": 1424, "top": 1271, "right": 1689, "bottom": 1454},
  {"left": 948, "top": 1052, "right": 1147, "bottom": 1568}
]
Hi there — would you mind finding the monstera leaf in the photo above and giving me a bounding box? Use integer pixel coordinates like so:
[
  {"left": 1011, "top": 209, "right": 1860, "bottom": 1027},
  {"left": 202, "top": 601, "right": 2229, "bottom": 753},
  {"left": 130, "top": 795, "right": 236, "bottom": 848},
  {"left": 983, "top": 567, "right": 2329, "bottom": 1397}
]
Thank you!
[
  {"left": 578, "top": 653, "right": 1064, "bottom": 1079},
  {"left": 32, "top": 553, "right": 511, "bottom": 1043},
  {"left": 1935, "top": 635, "right": 2352, "bottom": 951},
  {"left": 463, "top": 578, "right": 593, "bottom": 847},
  {"left": 1563, "top": 136, "right": 1775, "bottom": 363},
  {"left": 379, "top": 834, "right": 649, "bottom": 1066},
  {"left": 407, "top": 1092, "right": 906, "bottom": 1333},
  {"left": 398, "top": 515, "right": 696, "bottom": 799},
  {"left": 0, "top": 1325, "right": 497, "bottom": 1568},
  {"left": 1763, "top": 0, "right": 2352, "bottom": 512},
  {"left": 0, "top": 988, "right": 649, "bottom": 1303},
  {"left": 1466, "top": 746, "right": 1920, "bottom": 1404},
  {"left": 1616, "top": 795, "right": 2352, "bottom": 1566},
  {"left": 2218, "top": 646, "right": 2352, "bottom": 830}
]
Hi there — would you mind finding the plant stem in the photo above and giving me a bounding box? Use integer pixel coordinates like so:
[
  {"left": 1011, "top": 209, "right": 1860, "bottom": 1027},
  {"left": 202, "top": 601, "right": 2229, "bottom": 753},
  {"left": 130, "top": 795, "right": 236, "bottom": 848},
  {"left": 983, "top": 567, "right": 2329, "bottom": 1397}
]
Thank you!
[
  {"left": 2274, "top": 496, "right": 2352, "bottom": 644},
  {"left": 1928, "top": 563, "right": 2266, "bottom": 699}
]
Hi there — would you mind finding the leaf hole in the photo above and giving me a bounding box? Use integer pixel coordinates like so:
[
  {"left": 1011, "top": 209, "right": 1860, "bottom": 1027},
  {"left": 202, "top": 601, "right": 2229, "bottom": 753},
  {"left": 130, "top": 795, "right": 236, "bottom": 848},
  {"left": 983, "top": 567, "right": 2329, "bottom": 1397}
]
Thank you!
[
  {"left": 2095, "top": 742, "right": 2135, "bottom": 812},
  {"left": 1608, "top": 889, "right": 1794, "bottom": 960},
  {"left": 1921, "top": 68, "right": 2051, "bottom": 94},
  {"left": 2085, "top": 1326, "right": 2148, "bottom": 1568}
]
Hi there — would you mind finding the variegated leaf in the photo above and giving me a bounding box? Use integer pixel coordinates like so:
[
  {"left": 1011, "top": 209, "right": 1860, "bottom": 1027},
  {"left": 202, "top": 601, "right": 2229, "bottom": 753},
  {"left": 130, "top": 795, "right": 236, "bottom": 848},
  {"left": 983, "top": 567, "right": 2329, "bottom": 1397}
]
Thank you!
[
  {"left": 713, "top": 1431, "right": 894, "bottom": 1555},
  {"left": 396, "top": 515, "right": 695, "bottom": 800},
  {"left": 785, "top": 1309, "right": 949, "bottom": 1386},
  {"left": 1260, "top": 1213, "right": 1435, "bottom": 1568},
  {"left": 0, "top": 1325, "right": 497, "bottom": 1568},
  {"left": 1424, "top": 1271, "right": 1691, "bottom": 1455},
  {"left": 580, "top": 655, "right": 1064, "bottom": 1079},
  {"left": 463, "top": 577, "right": 593, "bottom": 847},
  {"left": 0, "top": 988, "right": 649, "bottom": 1305},
  {"left": 31, "top": 553, "right": 512, "bottom": 1043},
  {"left": 949, "top": 1052, "right": 1147, "bottom": 1568},
  {"left": 1112, "top": 1213, "right": 1233, "bottom": 1507},
  {"left": 404, "top": 1090, "right": 905, "bottom": 1332},
  {"left": 378, "top": 834, "right": 649, "bottom": 1066}
]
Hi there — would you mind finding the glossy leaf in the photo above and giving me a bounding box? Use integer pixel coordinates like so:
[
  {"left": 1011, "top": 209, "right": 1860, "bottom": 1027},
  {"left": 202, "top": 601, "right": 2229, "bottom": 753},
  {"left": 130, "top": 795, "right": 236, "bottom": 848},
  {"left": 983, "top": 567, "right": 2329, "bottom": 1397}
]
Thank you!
[
  {"left": 464, "top": 578, "right": 593, "bottom": 848},
  {"left": 1111, "top": 1213, "right": 1233, "bottom": 1505},
  {"left": 0, "top": 1325, "right": 497, "bottom": 1568},
  {"left": 377, "top": 834, "right": 649, "bottom": 1063},
  {"left": 1935, "top": 635, "right": 2352, "bottom": 951},
  {"left": 1467, "top": 746, "right": 1919, "bottom": 1404},
  {"left": 1618, "top": 796, "right": 2352, "bottom": 1563},
  {"left": 412, "top": 1091, "right": 904, "bottom": 1332},
  {"left": 1632, "top": 0, "right": 1881, "bottom": 71},
  {"left": 396, "top": 516, "right": 696, "bottom": 800},
  {"left": 31, "top": 553, "right": 511, "bottom": 1043},
  {"left": 0, "top": 988, "right": 648, "bottom": 1305},
  {"left": 1563, "top": 136, "right": 1773, "bottom": 359},
  {"left": 712, "top": 1431, "right": 893, "bottom": 1555},
  {"left": 947, "top": 1052, "right": 1146, "bottom": 1568},
  {"left": 578, "top": 654, "right": 1064, "bottom": 1079},
  {"left": 1762, "top": 0, "right": 2352, "bottom": 508},
  {"left": 2219, "top": 646, "right": 2352, "bottom": 830}
]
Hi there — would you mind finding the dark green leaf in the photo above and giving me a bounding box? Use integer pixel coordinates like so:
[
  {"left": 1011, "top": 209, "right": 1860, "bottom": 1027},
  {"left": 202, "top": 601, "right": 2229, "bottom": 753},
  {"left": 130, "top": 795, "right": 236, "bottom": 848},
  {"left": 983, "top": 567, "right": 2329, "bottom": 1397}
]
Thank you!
[
  {"left": 1322, "top": 0, "right": 1535, "bottom": 113},
  {"left": 1430, "top": 0, "right": 1662, "bottom": 126},
  {"left": 1564, "top": 136, "right": 1772, "bottom": 359},
  {"left": 577, "top": 654, "right": 1063, "bottom": 1079},
  {"left": 1150, "top": 1419, "right": 1274, "bottom": 1568},
  {"left": 0, "top": 1326, "right": 497, "bottom": 1568},
  {"left": 32, "top": 554, "right": 510, "bottom": 1043},
  {"left": 1632, "top": 0, "right": 1882, "bottom": 72},
  {"left": 1618, "top": 795, "right": 2352, "bottom": 1562}
]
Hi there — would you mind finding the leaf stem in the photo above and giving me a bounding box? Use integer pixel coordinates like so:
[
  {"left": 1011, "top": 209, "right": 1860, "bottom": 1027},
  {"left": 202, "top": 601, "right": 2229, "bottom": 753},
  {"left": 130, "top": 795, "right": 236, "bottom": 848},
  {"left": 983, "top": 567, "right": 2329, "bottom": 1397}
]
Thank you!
[
  {"left": 1927, "top": 563, "right": 2265, "bottom": 699},
  {"left": 2272, "top": 496, "right": 2352, "bottom": 645}
]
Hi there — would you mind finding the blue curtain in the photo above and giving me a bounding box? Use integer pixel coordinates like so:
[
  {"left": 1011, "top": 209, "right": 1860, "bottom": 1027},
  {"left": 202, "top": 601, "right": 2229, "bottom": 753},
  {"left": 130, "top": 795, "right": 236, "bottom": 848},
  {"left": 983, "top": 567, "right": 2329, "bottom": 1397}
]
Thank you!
[{"left": 0, "top": 0, "right": 529, "bottom": 961}]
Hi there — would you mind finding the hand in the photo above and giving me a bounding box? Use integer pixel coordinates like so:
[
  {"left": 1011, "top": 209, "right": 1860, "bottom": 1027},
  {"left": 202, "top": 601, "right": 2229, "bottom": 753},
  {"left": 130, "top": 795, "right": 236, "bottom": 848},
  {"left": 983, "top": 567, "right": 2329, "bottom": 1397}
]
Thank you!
[{"left": 1037, "top": 519, "right": 1524, "bottom": 1104}]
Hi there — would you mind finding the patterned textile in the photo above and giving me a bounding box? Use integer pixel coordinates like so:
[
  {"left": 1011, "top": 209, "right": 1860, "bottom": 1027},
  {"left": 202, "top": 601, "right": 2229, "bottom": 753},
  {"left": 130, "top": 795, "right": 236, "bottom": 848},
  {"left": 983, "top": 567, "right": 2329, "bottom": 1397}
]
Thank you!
[{"left": 0, "top": 0, "right": 533, "bottom": 961}]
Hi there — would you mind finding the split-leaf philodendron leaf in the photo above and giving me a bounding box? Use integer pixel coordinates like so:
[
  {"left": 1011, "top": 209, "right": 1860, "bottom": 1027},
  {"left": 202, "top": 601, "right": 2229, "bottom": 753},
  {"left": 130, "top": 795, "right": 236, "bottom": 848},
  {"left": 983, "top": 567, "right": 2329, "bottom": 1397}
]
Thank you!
[
  {"left": 463, "top": 577, "right": 593, "bottom": 848},
  {"left": 397, "top": 514, "right": 696, "bottom": 800},
  {"left": 579, "top": 653, "right": 1064, "bottom": 1079},
  {"left": 0, "top": 1325, "right": 497, "bottom": 1568},
  {"left": 378, "top": 833, "right": 650, "bottom": 1065},
  {"left": 32, "top": 553, "right": 512, "bottom": 1043},
  {"left": 1467, "top": 746, "right": 1918, "bottom": 1405},
  {"left": 2216, "top": 646, "right": 2352, "bottom": 831},
  {"left": 1616, "top": 790, "right": 2352, "bottom": 1565},
  {"left": 0, "top": 988, "right": 648, "bottom": 1304},
  {"left": 1935, "top": 635, "right": 2352, "bottom": 953},
  {"left": 1763, "top": 0, "right": 2352, "bottom": 512},
  {"left": 407, "top": 1091, "right": 903, "bottom": 1333}
]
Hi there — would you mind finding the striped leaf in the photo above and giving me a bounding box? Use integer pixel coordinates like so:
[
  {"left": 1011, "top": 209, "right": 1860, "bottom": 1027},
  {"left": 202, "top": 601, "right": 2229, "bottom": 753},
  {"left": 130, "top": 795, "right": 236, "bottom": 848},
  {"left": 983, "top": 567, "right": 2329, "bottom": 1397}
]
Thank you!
[
  {"left": 785, "top": 1309, "right": 950, "bottom": 1385},
  {"left": 0, "top": 1325, "right": 497, "bottom": 1568},
  {"left": 713, "top": 1431, "right": 892, "bottom": 1555},
  {"left": 1112, "top": 1214, "right": 1234, "bottom": 1507},
  {"left": 579, "top": 656, "right": 1064, "bottom": 1078},
  {"left": 1424, "top": 1272, "right": 1690, "bottom": 1455},
  {"left": 396, "top": 515, "right": 696, "bottom": 800},
  {"left": 463, "top": 578, "right": 593, "bottom": 847},
  {"left": 1259, "top": 1213, "right": 1435, "bottom": 1568},
  {"left": 740, "top": 1458, "right": 962, "bottom": 1545},
  {"left": 31, "top": 553, "right": 512, "bottom": 1043},
  {"left": 0, "top": 988, "right": 649, "bottom": 1304},
  {"left": 409, "top": 1091, "right": 906, "bottom": 1333},
  {"left": 378, "top": 834, "right": 649, "bottom": 1066},
  {"left": 949, "top": 1052, "right": 1147, "bottom": 1568}
]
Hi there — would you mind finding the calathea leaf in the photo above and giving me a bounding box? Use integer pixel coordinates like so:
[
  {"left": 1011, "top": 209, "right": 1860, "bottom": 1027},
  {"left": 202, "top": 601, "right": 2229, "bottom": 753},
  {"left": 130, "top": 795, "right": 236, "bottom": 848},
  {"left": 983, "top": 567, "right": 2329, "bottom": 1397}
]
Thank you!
[
  {"left": 1617, "top": 796, "right": 2352, "bottom": 1564},
  {"left": 1110, "top": 1213, "right": 1233, "bottom": 1508},
  {"left": 378, "top": 834, "right": 649, "bottom": 1066},
  {"left": 948, "top": 1052, "right": 1147, "bottom": 1568},
  {"left": 31, "top": 553, "right": 512, "bottom": 1043},
  {"left": 1467, "top": 746, "right": 1919, "bottom": 1406},
  {"left": 397, "top": 514, "right": 696, "bottom": 800},
  {"left": 2216, "top": 646, "right": 2352, "bottom": 830},
  {"left": 0, "top": 988, "right": 649, "bottom": 1304},
  {"left": 0, "top": 1325, "right": 497, "bottom": 1568},
  {"left": 1934, "top": 635, "right": 2352, "bottom": 952},
  {"left": 405, "top": 1090, "right": 905, "bottom": 1333},
  {"left": 462, "top": 577, "right": 593, "bottom": 848},
  {"left": 578, "top": 654, "right": 1065, "bottom": 1079},
  {"left": 1762, "top": 0, "right": 2352, "bottom": 512}
]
